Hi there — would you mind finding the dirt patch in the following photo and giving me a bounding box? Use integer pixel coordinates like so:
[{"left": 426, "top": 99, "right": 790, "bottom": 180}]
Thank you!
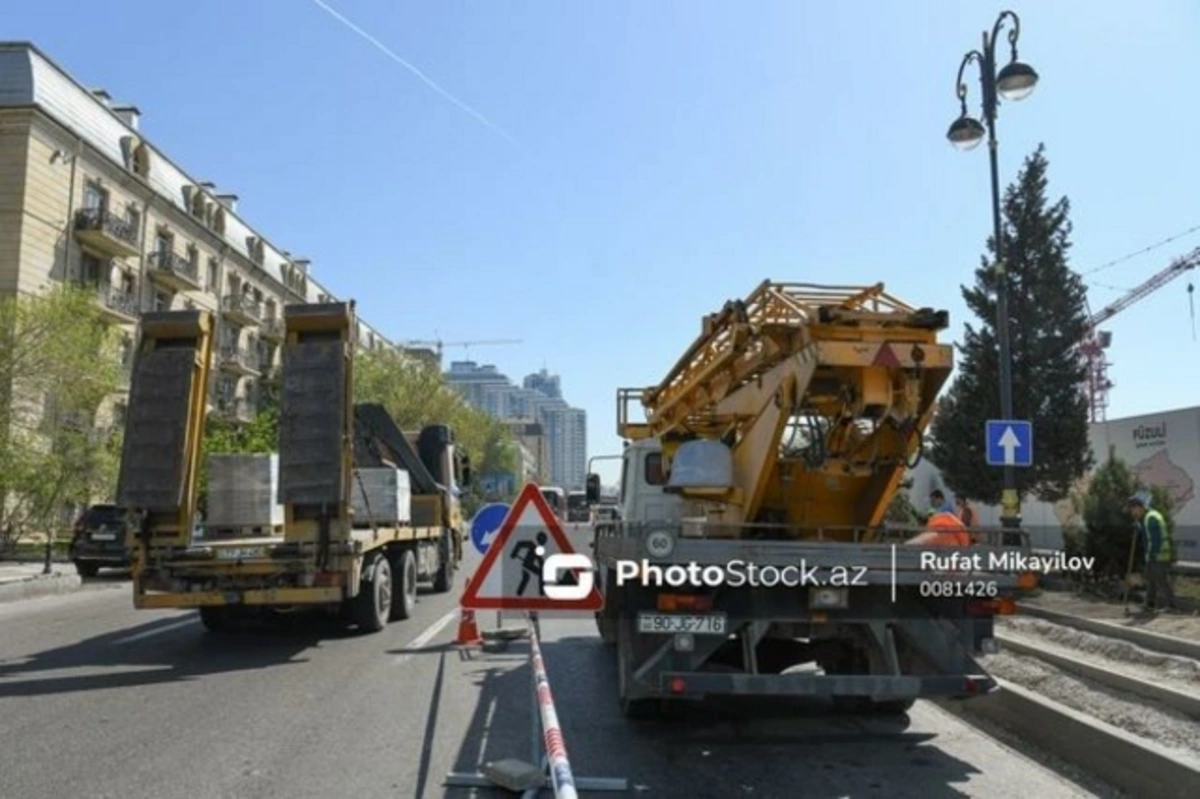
[{"left": 1022, "top": 589, "right": 1200, "bottom": 641}]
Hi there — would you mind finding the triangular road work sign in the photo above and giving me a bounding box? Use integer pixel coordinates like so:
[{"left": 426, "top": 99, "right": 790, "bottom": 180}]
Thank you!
[{"left": 461, "top": 482, "right": 604, "bottom": 611}]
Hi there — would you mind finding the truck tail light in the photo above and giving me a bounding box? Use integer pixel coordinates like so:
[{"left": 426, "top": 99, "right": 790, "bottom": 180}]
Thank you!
[{"left": 656, "top": 593, "right": 713, "bottom": 612}]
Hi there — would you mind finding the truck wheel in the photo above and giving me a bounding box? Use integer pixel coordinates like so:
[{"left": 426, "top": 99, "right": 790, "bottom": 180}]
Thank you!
[
  {"left": 392, "top": 549, "right": 418, "bottom": 620},
  {"left": 75, "top": 561, "right": 100, "bottom": 578},
  {"left": 431, "top": 531, "right": 454, "bottom": 594},
  {"left": 352, "top": 553, "right": 392, "bottom": 633}
]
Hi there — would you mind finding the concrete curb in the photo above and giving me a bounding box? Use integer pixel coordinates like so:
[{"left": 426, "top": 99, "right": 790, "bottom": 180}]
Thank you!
[
  {"left": 949, "top": 678, "right": 1200, "bottom": 798},
  {"left": 1017, "top": 603, "right": 1200, "bottom": 660},
  {"left": 0, "top": 572, "right": 83, "bottom": 604},
  {"left": 997, "top": 633, "right": 1200, "bottom": 718}
]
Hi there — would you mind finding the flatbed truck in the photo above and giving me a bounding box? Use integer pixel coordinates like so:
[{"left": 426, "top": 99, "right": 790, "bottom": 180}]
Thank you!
[
  {"left": 587, "top": 281, "right": 1035, "bottom": 717},
  {"left": 117, "top": 302, "right": 469, "bottom": 633}
]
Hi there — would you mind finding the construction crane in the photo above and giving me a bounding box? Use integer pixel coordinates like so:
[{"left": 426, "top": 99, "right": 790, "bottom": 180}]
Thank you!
[
  {"left": 1081, "top": 247, "right": 1198, "bottom": 422},
  {"left": 400, "top": 338, "right": 522, "bottom": 361}
]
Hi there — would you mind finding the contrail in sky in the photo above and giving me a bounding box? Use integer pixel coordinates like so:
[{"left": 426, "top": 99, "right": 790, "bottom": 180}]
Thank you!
[{"left": 310, "top": 0, "right": 520, "bottom": 147}]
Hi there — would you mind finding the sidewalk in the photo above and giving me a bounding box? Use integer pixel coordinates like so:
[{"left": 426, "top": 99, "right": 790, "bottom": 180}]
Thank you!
[{"left": 0, "top": 561, "right": 82, "bottom": 604}]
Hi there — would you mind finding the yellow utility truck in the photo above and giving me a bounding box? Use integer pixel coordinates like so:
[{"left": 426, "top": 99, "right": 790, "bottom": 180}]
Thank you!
[
  {"left": 117, "top": 302, "right": 468, "bottom": 633},
  {"left": 588, "top": 281, "right": 1033, "bottom": 717}
]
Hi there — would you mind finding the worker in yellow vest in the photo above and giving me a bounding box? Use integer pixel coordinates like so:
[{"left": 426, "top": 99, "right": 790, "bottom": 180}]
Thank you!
[{"left": 1128, "top": 493, "right": 1177, "bottom": 612}]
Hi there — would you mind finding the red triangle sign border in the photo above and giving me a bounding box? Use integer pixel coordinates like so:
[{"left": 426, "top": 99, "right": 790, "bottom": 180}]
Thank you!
[{"left": 460, "top": 482, "right": 604, "bottom": 611}]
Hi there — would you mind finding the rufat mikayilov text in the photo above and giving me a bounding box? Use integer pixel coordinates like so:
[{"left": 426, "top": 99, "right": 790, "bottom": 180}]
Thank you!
[
  {"left": 615, "top": 559, "right": 870, "bottom": 589},
  {"left": 920, "top": 551, "right": 1096, "bottom": 575}
]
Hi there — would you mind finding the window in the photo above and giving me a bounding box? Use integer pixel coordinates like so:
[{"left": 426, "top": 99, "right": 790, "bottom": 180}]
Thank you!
[
  {"left": 187, "top": 245, "right": 199, "bottom": 270},
  {"left": 264, "top": 300, "right": 277, "bottom": 321},
  {"left": 644, "top": 452, "right": 666, "bottom": 486},
  {"left": 154, "top": 290, "right": 171, "bottom": 312},
  {"left": 213, "top": 208, "right": 226, "bottom": 235},
  {"left": 79, "top": 252, "right": 104, "bottom": 286},
  {"left": 207, "top": 258, "right": 219, "bottom": 291},
  {"left": 127, "top": 206, "right": 141, "bottom": 239},
  {"left": 190, "top": 191, "right": 205, "bottom": 219},
  {"left": 118, "top": 269, "right": 135, "bottom": 296},
  {"left": 217, "top": 376, "right": 236, "bottom": 399},
  {"left": 83, "top": 181, "right": 107, "bottom": 211},
  {"left": 132, "top": 143, "right": 150, "bottom": 178},
  {"left": 154, "top": 231, "right": 172, "bottom": 259}
]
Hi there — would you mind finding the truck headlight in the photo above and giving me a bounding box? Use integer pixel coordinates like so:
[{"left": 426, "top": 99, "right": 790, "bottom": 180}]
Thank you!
[
  {"left": 809, "top": 587, "right": 849, "bottom": 609},
  {"left": 644, "top": 529, "right": 676, "bottom": 559}
]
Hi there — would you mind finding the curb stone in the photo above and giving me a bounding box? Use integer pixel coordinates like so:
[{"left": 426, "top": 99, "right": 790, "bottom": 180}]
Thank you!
[{"left": 0, "top": 573, "right": 84, "bottom": 604}]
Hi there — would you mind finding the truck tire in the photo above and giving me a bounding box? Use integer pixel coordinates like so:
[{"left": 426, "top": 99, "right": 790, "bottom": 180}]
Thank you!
[
  {"left": 352, "top": 553, "right": 392, "bottom": 633},
  {"left": 392, "top": 549, "right": 418, "bottom": 620},
  {"left": 431, "top": 530, "right": 454, "bottom": 594}
]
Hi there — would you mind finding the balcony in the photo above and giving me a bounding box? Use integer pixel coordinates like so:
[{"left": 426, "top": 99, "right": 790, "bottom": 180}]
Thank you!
[
  {"left": 222, "top": 293, "right": 262, "bottom": 326},
  {"left": 218, "top": 346, "right": 260, "bottom": 376},
  {"left": 74, "top": 208, "right": 140, "bottom": 258},
  {"left": 94, "top": 283, "right": 139, "bottom": 324},
  {"left": 215, "top": 396, "right": 254, "bottom": 423},
  {"left": 261, "top": 317, "right": 285, "bottom": 341},
  {"left": 147, "top": 250, "right": 201, "bottom": 292}
]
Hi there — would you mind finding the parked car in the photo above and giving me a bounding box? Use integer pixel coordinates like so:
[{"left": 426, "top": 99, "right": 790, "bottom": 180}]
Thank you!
[{"left": 69, "top": 504, "right": 132, "bottom": 577}]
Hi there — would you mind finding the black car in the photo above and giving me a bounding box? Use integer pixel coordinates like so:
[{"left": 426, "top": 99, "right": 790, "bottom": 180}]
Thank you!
[{"left": 69, "top": 504, "right": 132, "bottom": 577}]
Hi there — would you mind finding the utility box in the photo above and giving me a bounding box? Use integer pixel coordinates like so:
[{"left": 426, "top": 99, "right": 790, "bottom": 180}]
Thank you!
[
  {"left": 352, "top": 468, "right": 412, "bottom": 527},
  {"left": 206, "top": 453, "right": 284, "bottom": 528}
]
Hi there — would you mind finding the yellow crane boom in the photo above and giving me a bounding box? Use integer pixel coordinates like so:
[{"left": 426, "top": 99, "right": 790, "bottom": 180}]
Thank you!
[{"left": 617, "top": 280, "right": 954, "bottom": 535}]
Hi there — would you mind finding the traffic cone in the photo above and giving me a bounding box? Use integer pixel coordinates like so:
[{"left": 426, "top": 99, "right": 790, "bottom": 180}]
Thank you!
[{"left": 456, "top": 606, "right": 481, "bottom": 646}]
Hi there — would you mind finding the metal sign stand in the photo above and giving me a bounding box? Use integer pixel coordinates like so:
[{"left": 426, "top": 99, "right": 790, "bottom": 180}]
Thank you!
[{"left": 446, "top": 612, "right": 628, "bottom": 796}]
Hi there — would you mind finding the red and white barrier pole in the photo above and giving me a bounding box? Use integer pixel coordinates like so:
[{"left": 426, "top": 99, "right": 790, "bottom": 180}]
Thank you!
[{"left": 527, "top": 614, "right": 579, "bottom": 799}]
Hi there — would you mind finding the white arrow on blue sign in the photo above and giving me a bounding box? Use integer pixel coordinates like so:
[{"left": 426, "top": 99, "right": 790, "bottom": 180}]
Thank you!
[
  {"left": 985, "top": 420, "right": 1033, "bottom": 467},
  {"left": 469, "top": 503, "right": 511, "bottom": 555}
]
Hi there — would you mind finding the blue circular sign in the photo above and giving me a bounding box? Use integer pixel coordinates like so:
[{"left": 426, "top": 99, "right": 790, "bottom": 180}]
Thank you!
[{"left": 470, "top": 503, "right": 511, "bottom": 555}]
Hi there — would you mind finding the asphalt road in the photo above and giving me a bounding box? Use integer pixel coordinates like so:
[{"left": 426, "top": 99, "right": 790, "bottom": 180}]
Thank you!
[{"left": 0, "top": 532, "right": 1105, "bottom": 799}]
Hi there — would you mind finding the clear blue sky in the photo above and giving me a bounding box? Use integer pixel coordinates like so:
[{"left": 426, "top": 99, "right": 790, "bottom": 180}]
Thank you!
[{"left": 12, "top": 1, "right": 1200, "bottom": 486}]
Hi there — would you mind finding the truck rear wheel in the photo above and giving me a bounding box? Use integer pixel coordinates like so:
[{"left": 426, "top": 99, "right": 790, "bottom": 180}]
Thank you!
[
  {"left": 392, "top": 549, "right": 418, "bottom": 620},
  {"left": 352, "top": 553, "right": 392, "bottom": 633},
  {"left": 431, "top": 530, "right": 454, "bottom": 594}
]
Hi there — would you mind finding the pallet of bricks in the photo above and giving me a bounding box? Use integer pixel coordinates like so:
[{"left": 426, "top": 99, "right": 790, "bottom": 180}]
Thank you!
[{"left": 205, "top": 454, "right": 285, "bottom": 537}]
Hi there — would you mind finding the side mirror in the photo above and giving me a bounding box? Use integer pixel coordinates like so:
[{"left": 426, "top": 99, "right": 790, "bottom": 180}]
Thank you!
[{"left": 586, "top": 473, "right": 601, "bottom": 504}]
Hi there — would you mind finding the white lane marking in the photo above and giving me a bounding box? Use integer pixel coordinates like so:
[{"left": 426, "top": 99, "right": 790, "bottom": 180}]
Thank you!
[
  {"left": 112, "top": 616, "right": 198, "bottom": 645},
  {"left": 393, "top": 609, "right": 458, "bottom": 666}
]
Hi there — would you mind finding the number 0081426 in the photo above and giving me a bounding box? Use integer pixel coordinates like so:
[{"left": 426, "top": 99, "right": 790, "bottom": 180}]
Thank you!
[{"left": 636, "top": 613, "right": 727, "bottom": 634}]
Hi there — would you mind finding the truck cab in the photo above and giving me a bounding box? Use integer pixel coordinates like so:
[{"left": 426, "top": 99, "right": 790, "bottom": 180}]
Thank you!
[{"left": 615, "top": 439, "right": 681, "bottom": 526}]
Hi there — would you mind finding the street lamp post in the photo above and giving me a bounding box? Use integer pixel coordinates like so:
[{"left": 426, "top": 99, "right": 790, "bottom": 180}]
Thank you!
[{"left": 947, "top": 10, "right": 1039, "bottom": 538}]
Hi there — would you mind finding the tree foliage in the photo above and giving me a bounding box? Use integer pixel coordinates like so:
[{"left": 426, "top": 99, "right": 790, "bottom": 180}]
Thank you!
[
  {"left": 0, "top": 287, "right": 125, "bottom": 545},
  {"left": 928, "top": 145, "right": 1093, "bottom": 504},
  {"left": 1064, "top": 454, "right": 1175, "bottom": 581},
  {"left": 354, "top": 350, "right": 519, "bottom": 509}
]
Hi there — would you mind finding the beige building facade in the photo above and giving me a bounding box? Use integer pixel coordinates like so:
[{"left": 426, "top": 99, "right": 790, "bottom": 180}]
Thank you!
[{"left": 0, "top": 42, "right": 394, "bottom": 432}]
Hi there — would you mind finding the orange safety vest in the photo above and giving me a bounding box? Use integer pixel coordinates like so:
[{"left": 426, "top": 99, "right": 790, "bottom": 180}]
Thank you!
[{"left": 916, "top": 511, "right": 973, "bottom": 546}]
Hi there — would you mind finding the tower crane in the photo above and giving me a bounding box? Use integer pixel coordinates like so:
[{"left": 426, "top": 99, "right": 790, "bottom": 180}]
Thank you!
[
  {"left": 1081, "top": 246, "right": 1198, "bottom": 422},
  {"left": 400, "top": 337, "right": 523, "bottom": 361}
]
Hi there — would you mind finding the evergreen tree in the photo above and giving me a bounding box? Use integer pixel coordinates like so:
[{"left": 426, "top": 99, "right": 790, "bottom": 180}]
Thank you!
[{"left": 929, "top": 144, "right": 1093, "bottom": 505}]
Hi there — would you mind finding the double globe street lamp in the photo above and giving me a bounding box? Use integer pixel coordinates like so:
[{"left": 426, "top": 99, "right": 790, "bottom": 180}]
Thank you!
[{"left": 946, "top": 10, "right": 1038, "bottom": 538}]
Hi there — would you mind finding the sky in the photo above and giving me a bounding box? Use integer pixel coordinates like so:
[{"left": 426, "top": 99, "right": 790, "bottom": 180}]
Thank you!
[{"left": 9, "top": 0, "right": 1200, "bottom": 487}]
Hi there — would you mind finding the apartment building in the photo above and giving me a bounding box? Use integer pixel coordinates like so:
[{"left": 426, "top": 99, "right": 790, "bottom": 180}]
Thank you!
[{"left": 0, "top": 42, "right": 393, "bottom": 429}]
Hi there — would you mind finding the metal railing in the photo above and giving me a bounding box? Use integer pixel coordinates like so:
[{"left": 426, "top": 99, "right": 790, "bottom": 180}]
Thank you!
[
  {"left": 148, "top": 249, "right": 199, "bottom": 282},
  {"left": 218, "top": 346, "right": 260, "bottom": 372},
  {"left": 96, "top": 283, "right": 139, "bottom": 318},
  {"left": 74, "top": 207, "right": 139, "bottom": 248},
  {"left": 222, "top": 293, "right": 262, "bottom": 320}
]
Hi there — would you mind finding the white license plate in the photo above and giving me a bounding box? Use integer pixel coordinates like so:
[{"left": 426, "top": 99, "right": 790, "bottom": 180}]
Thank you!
[
  {"left": 216, "top": 547, "right": 267, "bottom": 560},
  {"left": 637, "top": 613, "right": 727, "bottom": 634},
  {"left": 91, "top": 532, "right": 117, "bottom": 541}
]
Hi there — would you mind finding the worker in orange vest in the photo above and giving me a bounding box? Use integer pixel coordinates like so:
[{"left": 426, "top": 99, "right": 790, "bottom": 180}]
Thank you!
[{"left": 905, "top": 507, "right": 972, "bottom": 547}]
